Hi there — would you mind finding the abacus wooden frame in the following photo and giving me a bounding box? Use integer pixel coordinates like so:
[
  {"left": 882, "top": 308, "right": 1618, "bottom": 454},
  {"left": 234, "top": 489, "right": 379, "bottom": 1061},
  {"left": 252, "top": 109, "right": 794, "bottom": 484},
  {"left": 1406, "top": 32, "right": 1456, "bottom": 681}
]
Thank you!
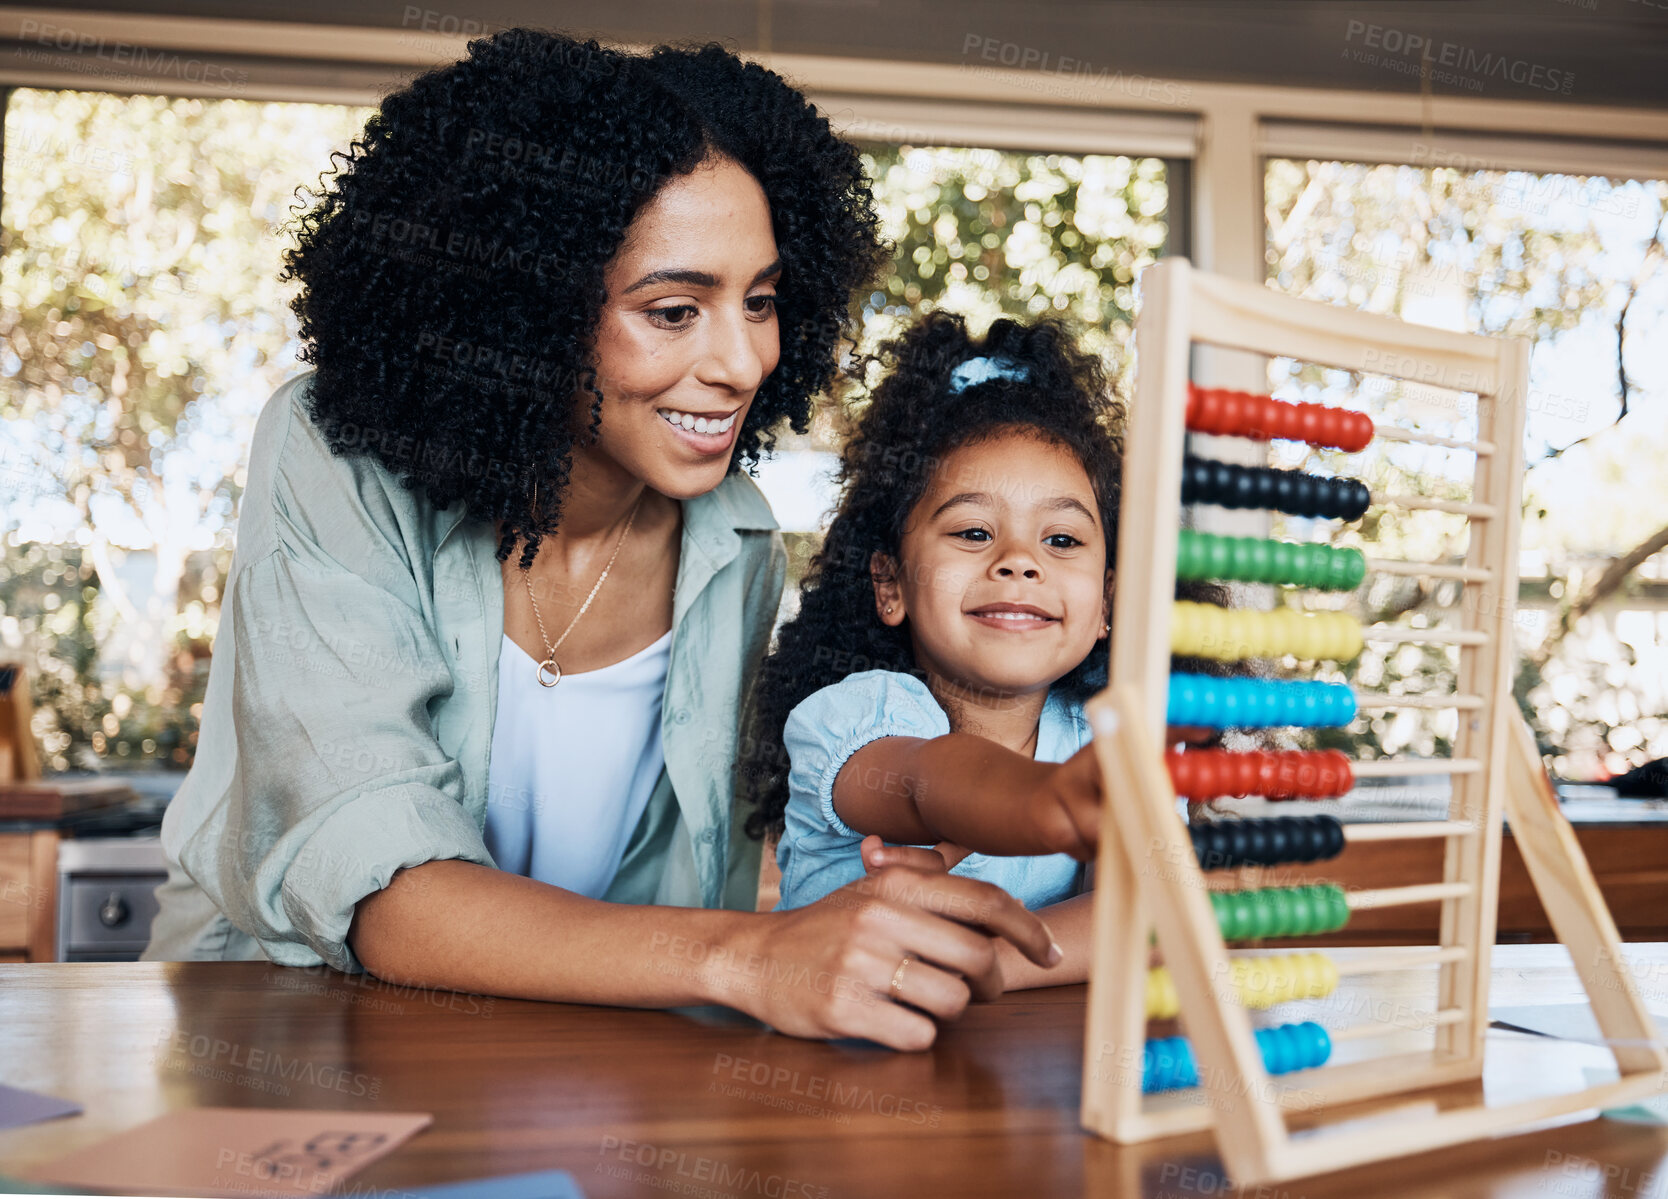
[{"left": 1079, "top": 258, "right": 1668, "bottom": 1184}]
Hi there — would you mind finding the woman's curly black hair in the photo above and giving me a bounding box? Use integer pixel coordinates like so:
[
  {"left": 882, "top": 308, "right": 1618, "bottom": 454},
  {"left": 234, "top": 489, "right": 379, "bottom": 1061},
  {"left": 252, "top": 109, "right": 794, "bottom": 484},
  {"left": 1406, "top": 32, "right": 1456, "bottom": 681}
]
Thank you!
[{"left": 281, "top": 30, "right": 886, "bottom": 567}]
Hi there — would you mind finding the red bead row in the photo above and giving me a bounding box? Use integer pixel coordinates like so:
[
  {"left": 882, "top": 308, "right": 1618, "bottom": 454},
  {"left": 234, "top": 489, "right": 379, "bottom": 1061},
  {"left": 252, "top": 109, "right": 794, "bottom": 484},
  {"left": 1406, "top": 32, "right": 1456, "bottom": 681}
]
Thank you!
[
  {"left": 1165, "top": 749, "right": 1355, "bottom": 801},
  {"left": 1186, "top": 385, "right": 1374, "bottom": 453}
]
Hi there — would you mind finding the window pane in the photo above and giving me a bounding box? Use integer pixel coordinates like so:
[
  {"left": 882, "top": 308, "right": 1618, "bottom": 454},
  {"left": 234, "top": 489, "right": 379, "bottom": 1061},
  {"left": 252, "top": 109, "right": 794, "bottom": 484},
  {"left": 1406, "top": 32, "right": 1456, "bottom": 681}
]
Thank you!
[
  {"left": 1265, "top": 158, "right": 1668, "bottom": 778},
  {"left": 1, "top": 89, "right": 373, "bottom": 771},
  {"left": 758, "top": 142, "right": 1170, "bottom": 597}
]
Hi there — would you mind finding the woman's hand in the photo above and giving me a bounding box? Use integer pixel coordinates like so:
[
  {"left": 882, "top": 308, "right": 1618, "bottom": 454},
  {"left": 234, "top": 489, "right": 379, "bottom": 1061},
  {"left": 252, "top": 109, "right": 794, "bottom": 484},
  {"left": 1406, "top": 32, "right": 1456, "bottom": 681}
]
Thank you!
[
  {"left": 718, "top": 867, "right": 1061, "bottom": 1051},
  {"left": 860, "top": 833, "right": 970, "bottom": 873}
]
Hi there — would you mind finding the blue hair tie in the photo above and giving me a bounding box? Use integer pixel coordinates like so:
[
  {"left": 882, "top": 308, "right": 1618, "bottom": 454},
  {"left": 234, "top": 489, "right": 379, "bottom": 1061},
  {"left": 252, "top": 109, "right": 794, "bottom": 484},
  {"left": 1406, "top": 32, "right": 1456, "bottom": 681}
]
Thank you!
[{"left": 946, "top": 355, "right": 1029, "bottom": 394}]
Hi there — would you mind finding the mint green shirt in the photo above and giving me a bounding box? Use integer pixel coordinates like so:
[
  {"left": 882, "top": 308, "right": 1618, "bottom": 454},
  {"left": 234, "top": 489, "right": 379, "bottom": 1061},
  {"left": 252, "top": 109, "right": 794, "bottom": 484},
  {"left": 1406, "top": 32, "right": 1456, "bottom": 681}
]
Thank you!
[{"left": 144, "top": 372, "right": 785, "bottom": 972}]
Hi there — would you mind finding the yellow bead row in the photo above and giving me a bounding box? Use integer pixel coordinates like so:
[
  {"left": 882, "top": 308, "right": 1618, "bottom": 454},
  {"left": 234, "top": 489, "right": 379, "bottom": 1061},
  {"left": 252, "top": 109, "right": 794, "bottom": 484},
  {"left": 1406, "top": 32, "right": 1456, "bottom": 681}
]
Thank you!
[
  {"left": 1144, "top": 952, "right": 1340, "bottom": 1018},
  {"left": 1170, "top": 602, "right": 1364, "bottom": 663}
]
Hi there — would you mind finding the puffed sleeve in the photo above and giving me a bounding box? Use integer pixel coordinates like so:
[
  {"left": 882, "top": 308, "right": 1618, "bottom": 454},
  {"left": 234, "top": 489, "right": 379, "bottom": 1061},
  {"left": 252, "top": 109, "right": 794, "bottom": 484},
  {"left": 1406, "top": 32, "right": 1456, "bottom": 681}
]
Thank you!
[{"left": 774, "top": 670, "right": 948, "bottom": 910}]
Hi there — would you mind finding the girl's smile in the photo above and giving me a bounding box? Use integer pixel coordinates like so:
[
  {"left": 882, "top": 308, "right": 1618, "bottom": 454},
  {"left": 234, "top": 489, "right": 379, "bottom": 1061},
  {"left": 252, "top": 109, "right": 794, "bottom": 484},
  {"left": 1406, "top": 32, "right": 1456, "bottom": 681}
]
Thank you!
[{"left": 966, "top": 601, "right": 1061, "bottom": 632}]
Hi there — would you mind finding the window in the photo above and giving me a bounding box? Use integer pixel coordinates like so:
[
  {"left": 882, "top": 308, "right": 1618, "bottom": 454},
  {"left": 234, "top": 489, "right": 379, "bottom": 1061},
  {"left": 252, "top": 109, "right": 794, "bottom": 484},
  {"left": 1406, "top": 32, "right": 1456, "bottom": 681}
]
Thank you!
[
  {"left": 754, "top": 142, "right": 1173, "bottom": 599},
  {"left": 1265, "top": 157, "right": 1668, "bottom": 777},
  {"left": 0, "top": 88, "right": 372, "bottom": 770}
]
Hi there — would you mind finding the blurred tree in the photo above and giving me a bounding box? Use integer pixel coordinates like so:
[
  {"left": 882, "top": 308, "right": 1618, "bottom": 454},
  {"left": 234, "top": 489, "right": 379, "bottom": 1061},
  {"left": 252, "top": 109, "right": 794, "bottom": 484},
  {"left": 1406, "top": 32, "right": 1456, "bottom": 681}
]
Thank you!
[
  {"left": 1, "top": 88, "right": 370, "bottom": 769},
  {"left": 6, "top": 91, "right": 1662, "bottom": 782},
  {"left": 1265, "top": 160, "right": 1668, "bottom": 778},
  {"left": 771, "top": 143, "right": 1168, "bottom": 592},
  {"left": 837, "top": 144, "right": 1169, "bottom": 438}
]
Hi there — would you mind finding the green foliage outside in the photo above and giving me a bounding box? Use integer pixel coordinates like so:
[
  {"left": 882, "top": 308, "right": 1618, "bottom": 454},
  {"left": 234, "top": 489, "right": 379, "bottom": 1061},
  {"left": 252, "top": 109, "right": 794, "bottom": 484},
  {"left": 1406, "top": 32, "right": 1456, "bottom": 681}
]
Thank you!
[
  {"left": 1265, "top": 160, "right": 1668, "bottom": 775},
  {"left": 2, "top": 88, "right": 1663, "bottom": 782},
  {"left": 1, "top": 89, "right": 371, "bottom": 770}
]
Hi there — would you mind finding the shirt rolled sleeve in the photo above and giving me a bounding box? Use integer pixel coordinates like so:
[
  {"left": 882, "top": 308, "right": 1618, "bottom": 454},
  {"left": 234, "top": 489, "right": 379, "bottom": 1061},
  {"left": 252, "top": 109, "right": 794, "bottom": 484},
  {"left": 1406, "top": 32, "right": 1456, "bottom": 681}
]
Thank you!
[{"left": 180, "top": 542, "right": 492, "bottom": 973}]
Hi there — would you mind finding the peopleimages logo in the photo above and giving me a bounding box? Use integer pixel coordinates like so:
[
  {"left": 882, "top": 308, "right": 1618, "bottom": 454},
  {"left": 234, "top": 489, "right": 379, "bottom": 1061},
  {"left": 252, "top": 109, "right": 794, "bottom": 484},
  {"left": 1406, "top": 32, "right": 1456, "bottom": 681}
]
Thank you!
[
  {"left": 959, "top": 33, "right": 1193, "bottom": 106},
  {"left": 15, "top": 19, "right": 249, "bottom": 91},
  {"left": 1343, "top": 20, "right": 1574, "bottom": 95}
]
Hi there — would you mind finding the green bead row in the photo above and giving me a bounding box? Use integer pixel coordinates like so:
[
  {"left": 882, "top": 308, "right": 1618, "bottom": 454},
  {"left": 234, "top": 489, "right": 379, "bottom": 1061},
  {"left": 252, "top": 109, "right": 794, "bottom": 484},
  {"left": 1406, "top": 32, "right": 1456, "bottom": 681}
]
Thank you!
[
  {"left": 1177, "top": 531, "right": 1366, "bottom": 591},
  {"left": 1210, "top": 883, "right": 1350, "bottom": 941}
]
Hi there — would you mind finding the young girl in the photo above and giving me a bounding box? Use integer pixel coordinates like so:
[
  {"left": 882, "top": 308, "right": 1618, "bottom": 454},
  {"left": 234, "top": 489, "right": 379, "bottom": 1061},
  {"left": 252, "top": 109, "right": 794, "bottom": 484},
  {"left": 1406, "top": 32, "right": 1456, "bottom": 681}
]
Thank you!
[{"left": 742, "top": 311, "right": 1132, "bottom": 989}]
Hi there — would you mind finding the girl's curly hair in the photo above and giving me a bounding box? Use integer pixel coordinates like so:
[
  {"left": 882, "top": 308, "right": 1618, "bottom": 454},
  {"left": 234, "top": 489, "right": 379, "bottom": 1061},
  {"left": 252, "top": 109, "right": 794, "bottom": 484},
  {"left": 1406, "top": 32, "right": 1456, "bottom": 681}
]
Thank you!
[
  {"left": 281, "top": 30, "right": 886, "bottom": 567},
  {"left": 741, "top": 312, "right": 1126, "bottom": 838}
]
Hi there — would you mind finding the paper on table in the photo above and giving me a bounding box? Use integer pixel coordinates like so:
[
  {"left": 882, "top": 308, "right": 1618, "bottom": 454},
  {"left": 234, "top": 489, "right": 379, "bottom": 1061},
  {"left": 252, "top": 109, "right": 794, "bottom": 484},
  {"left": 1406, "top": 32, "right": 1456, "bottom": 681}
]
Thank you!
[
  {"left": 23, "top": 1108, "right": 431, "bottom": 1198},
  {"left": 1489, "top": 1003, "right": 1668, "bottom": 1046},
  {"left": 404, "top": 1168, "right": 587, "bottom": 1198},
  {"left": 1582, "top": 1068, "right": 1668, "bottom": 1125},
  {"left": 0, "top": 1084, "right": 80, "bottom": 1131}
]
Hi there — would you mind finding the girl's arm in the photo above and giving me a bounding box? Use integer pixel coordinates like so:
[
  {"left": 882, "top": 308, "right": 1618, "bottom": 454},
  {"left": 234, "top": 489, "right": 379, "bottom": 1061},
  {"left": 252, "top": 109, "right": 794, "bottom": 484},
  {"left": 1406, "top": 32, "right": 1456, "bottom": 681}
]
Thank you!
[
  {"left": 992, "top": 892, "right": 1094, "bottom": 987},
  {"left": 832, "top": 734, "right": 1105, "bottom": 859},
  {"left": 350, "top": 856, "right": 1064, "bottom": 1049}
]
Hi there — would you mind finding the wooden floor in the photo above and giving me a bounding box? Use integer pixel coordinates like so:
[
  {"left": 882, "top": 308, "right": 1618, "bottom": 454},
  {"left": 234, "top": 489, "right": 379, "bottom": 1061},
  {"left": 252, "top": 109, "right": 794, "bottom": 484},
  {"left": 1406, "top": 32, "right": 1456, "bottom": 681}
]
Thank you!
[{"left": 1, "top": 945, "right": 1666, "bottom": 1197}]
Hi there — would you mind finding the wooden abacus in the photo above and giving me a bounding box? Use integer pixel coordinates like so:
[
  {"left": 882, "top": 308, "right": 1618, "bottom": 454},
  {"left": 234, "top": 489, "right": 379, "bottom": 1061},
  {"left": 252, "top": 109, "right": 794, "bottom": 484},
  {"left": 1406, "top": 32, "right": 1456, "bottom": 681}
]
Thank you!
[{"left": 1080, "top": 258, "right": 1668, "bottom": 1184}]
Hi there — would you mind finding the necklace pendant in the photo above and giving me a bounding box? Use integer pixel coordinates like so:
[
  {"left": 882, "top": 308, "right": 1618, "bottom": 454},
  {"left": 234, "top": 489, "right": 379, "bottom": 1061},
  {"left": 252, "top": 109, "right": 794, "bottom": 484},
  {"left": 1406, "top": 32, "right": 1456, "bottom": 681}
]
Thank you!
[{"left": 537, "top": 657, "right": 562, "bottom": 688}]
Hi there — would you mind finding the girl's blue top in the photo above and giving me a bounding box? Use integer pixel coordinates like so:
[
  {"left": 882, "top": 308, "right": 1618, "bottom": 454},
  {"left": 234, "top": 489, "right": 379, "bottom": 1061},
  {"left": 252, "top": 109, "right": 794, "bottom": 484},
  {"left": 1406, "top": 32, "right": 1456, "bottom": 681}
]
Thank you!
[{"left": 774, "top": 669, "right": 1089, "bottom": 911}]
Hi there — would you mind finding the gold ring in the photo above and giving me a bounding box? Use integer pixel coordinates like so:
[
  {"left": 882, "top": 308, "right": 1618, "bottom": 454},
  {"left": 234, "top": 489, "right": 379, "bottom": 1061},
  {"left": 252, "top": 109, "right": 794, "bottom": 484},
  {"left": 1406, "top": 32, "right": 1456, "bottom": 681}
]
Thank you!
[{"left": 890, "top": 956, "right": 911, "bottom": 996}]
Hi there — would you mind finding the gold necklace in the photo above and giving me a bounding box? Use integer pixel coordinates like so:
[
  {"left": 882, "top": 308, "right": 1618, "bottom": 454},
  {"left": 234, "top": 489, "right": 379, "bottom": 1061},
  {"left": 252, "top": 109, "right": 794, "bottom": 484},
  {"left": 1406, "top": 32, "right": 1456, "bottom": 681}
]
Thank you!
[{"left": 525, "top": 494, "right": 644, "bottom": 687}]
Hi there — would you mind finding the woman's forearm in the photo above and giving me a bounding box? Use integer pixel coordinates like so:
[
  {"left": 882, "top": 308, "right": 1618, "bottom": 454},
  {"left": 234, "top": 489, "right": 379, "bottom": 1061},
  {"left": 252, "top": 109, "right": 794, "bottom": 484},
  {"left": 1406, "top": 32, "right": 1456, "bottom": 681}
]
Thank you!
[
  {"left": 348, "top": 857, "right": 1068, "bottom": 1051},
  {"left": 348, "top": 859, "right": 755, "bottom": 1007}
]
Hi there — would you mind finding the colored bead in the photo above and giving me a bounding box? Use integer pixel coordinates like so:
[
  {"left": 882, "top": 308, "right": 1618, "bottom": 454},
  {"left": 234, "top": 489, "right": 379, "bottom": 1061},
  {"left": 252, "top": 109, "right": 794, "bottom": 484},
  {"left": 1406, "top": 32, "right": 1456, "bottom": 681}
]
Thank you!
[
  {"left": 1208, "top": 534, "right": 1235, "bottom": 578},
  {"left": 1173, "top": 533, "right": 1366, "bottom": 592},
  {"left": 1141, "top": 1021, "right": 1332, "bottom": 1093},
  {"left": 1181, "top": 458, "right": 1372, "bottom": 523},
  {"left": 1182, "top": 385, "right": 1375, "bottom": 454},
  {"left": 1185, "top": 814, "right": 1348, "bottom": 870},
  {"left": 1146, "top": 967, "right": 1180, "bottom": 1019},
  {"left": 1291, "top": 472, "right": 1318, "bottom": 513},
  {"left": 1341, "top": 479, "right": 1371, "bottom": 520}
]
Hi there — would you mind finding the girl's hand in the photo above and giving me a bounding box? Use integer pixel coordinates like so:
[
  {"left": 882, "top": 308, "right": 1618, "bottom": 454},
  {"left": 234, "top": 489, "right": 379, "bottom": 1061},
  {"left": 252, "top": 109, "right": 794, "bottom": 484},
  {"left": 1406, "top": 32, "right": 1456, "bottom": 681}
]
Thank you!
[
  {"left": 721, "top": 867, "right": 1061, "bottom": 1051},
  {"left": 1022, "top": 728, "right": 1203, "bottom": 860},
  {"left": 1026, "top": 742, "right": 1105, "bottom": 860},
  {"left": 860, "top": 833, "right": 971, "bottom": 874}
]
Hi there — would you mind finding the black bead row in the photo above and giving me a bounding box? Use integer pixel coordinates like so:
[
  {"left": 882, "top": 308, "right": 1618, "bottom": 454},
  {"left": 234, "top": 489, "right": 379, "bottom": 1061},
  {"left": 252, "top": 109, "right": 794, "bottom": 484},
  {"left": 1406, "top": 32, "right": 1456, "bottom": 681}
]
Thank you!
[
  {"left": 1189, "top": 815, "right": 1346, "bottom": 871},
  {"left": 1181, "top": 458, "right": 1371, "bottom": 522}
]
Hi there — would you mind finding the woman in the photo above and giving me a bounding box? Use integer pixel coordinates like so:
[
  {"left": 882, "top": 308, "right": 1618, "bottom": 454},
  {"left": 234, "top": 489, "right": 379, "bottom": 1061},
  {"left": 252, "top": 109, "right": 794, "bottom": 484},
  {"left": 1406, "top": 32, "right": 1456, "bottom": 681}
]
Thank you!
[{"left": 145, "top": 30, "right": 1061, "bottom": 1050}]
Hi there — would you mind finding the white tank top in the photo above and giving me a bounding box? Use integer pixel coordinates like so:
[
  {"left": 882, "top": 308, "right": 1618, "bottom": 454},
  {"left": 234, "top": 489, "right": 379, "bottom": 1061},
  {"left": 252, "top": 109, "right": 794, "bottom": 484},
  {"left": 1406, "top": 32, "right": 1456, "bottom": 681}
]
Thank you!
[{"left": 484, "top": 629, "right": 672, "bottom": 898}]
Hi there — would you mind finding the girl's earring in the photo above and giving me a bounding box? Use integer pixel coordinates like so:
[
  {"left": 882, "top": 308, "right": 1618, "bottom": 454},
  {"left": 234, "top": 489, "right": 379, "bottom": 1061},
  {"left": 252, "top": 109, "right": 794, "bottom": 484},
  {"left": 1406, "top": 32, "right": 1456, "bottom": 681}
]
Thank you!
[{"left": 885, "top": 606, "right": 894, "bottom": 615}]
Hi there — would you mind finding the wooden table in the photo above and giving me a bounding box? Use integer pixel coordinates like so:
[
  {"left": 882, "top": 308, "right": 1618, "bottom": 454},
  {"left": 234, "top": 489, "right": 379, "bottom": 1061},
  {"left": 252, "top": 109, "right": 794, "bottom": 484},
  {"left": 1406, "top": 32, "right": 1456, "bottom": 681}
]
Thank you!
[{"left": 3, "top": 947, "right": 1668, "bottom": 1198}]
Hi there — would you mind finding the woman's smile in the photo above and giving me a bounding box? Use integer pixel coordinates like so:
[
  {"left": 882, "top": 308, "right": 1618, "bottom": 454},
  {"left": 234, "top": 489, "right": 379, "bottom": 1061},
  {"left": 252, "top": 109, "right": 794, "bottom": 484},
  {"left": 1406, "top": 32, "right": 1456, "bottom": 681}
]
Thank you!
[{"left": 656, "top": 403, "right": 745, "bottom": 456}]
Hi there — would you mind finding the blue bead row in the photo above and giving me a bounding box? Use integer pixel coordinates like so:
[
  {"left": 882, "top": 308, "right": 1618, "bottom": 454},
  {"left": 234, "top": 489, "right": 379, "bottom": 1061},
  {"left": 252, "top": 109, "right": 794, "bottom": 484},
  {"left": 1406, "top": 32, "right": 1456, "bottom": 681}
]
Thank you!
[
  {"left": 1166, "top": 674, "right": 1356, "bottom": 729},
  {"left": 1142, "top": 1021, "right": 1333, "bottom": 1093}
]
